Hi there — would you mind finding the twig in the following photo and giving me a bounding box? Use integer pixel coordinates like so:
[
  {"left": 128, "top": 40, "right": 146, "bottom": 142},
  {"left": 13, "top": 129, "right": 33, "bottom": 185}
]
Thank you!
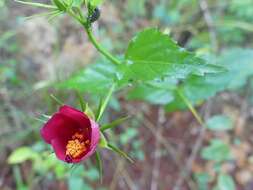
[
  {"left": 109, "top": 159, "right": 124, "bottom": 190},
  {"left": 199, "top": 0, "right": 218, "bottom": 52},
  {"left": 173, "top": 126, "right": 206, "bottom": 190},
  {"left": 113, "top": 158, "right": 138, "bottom": 190},
  {"left": 144, "top": 118, "right": 179, "bottom": 166},
  {"left": 172, "top": 91, "right": 208, "bottom": 190},
  {"left": 173, "top": 101, "right": 212, "bottom": 190},
  {"left": 150, "top": 108, "right": 165, "bottom": 190}
]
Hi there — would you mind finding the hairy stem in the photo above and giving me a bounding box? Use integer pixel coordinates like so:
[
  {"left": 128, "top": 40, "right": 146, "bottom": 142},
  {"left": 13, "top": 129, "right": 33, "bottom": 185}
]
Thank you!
[
  {"left": 67, "top": 9, "right": 121, "bottom": 66},
  {"left": 84, "top": 26, "right": 121, "bottom": 65}
]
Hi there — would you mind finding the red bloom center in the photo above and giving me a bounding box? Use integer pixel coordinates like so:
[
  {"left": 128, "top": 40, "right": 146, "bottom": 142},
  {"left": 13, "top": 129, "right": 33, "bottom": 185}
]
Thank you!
[{"left": 65, "top": 132, "right": 90, "bottom": 162}]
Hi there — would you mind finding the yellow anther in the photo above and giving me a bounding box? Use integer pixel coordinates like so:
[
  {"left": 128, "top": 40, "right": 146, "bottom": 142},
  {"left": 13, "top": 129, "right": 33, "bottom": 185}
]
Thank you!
[{"left": 65, "top": 132, "right": 90, "bottom": 159}]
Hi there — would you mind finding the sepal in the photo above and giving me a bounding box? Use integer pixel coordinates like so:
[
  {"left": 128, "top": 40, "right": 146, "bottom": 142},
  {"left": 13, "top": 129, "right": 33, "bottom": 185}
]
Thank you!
[{"left": 100, "top": 116, "right": 130, "bottom": 132}]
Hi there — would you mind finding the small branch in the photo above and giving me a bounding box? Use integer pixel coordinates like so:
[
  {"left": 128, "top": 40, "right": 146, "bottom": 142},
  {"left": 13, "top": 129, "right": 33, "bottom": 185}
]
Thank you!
[
  {"left": 173, "top": 127, "right": 206, "bottom": 190},
  {"left": 199, "top": 0, "right": 218, "bottom": 52},
  {"left": 150, "top": 108, "right": 164, "bottom": 190},
  {"left": 110, "top": 157, "right": 138, "bottom": 190},
  {"left": 144, "top": 118, "right": 179, "bottom": 166}
]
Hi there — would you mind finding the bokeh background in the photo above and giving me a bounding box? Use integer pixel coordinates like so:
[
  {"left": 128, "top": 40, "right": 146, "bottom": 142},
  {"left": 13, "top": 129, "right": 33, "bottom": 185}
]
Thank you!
[{"left": 1, "top": 0, "right": 253, "bottom": 189}]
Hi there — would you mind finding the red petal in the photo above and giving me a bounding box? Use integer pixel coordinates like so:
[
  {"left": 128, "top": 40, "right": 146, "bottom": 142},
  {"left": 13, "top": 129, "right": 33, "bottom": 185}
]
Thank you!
[
  {"left": 40, "top": 113, "right": 80, "bottom": 144},
  {"left": 79, "top": 119, "right": 100, "bottom": 161},
  {"left": 59, "top": 105, "right": 91, "bottom": 130},
  {"left": 51, "top": 138, "right": 67, "bottom": 162}
]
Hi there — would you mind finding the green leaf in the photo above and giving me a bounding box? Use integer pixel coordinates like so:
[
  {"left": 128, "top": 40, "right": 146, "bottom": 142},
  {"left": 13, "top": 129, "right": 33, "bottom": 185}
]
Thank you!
[
  {"left": 194, "top": 172, "right": 211, "bottom": 190},
  {"left": 57, "top": 61, "right": 117, "bottom": 94},
  {"left": 107, "top": 143, "right": 134, "bottom": 163},
  {"left": 166, "top": 48, "right": 253, "bottom": 112},
  {"left": 84, "top": 103, "right": 95, "bottom": 120},
  {"left": 127, "top": 78, "right": 176, "bottom": 105},
  {"left": 95, "top": 83, "right": 115, "bottom": 122},
  {"left": 8, "top": 147, "right": 38, "bottom": 164},
  {"left": 68, "top": 177, "right": 92, "bottom": 190},
  {"left": 87, "top": 0, "right": 104, "bottom": 7},
  {"left": 52, "top": 0, "right": 67, "bottom": 11},
  {"left": 206, "top": 115, "right": 234, "bottom": 131},
  {"left": 120, "top": 128, "right": 138, "bottom": 145},
  {"left": 15, "top": 0, "right": 57, "bottom": 9},
  {"left": 76, "top": 91, "right": 86, "bottom": 112},
  {"left": 100, "top": 116, "right": 130, "bottom": 132},
  {"left": 50, "top": 94, "right": 64, "bottom": 105},
  {"left": 121, "top": 28, "right": 225, "bottom": 83},
  {"left": 218, "top": 49, "right": 253, "bottom": 90},
  {"left": 83, "top": 167, "right": 99, "bottom": 181},
  {"left": 23, "top": 10, "right": 63, "bottom": 21},
  {"left": 217, "top": 174, "right": 235, "bottom": 190},
  {"left": 201, "top": 139, "right": 233, "bottom": 162}
]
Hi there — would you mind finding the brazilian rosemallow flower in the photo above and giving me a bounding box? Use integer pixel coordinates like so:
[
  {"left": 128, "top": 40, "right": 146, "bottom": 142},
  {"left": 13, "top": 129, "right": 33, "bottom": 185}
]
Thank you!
[{"left": 40, "top": 105, "right": 100, "bottom": 163}]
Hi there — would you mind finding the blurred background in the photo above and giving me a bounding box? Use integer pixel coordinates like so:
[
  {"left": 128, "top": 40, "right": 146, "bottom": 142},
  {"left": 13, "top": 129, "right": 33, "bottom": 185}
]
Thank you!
[{"left": 1, "top": 0, "right": 253, "bottom": 189}]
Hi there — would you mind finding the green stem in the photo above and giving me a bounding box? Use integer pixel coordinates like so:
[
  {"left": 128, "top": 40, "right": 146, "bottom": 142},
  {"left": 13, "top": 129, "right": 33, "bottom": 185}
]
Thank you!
[
  {"left": 177, "top": 89, "right": 204, "bottom": 126},
  {"left": 84, "top": 26, "right": 121, "bottom": 65},
  {"left": 67, "top": 8, "right": 121, "bottom": 66},
  {"left": 95, "top": 151, "right": 103, "bottom": 182}
]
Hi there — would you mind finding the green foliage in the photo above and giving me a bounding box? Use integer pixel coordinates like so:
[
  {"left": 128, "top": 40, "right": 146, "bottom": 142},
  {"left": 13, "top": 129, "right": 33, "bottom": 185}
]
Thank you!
[
  {"left": 216, "top": 173, "right": 236, "bottom": 190},
  {"left": 194, "top": 172, "right": 211, "bottom": 190},
  {"left": 8, "top": 147, "right": 38, "bottom": 164},
  {"left": 219, "top": 49, "right": 253, "bottom": 90},
  {"left": 57, "top": 61, "right": 117, "bottom": 94},
  {"left": 88, "top": 0, "right": 104, "bottom": 7},
  {"left": 0, "top": 31, "right": 19, "bottom": 85},
  {"left": 229, "top": 0, "right": 253, "bottom": 22},
  {"left": 95, "top": 83, "right": 115, "bottom": 122},
  {"left": 67, "top": 164, "right": 100, "bottom": 190},
  {"left": 121, "top": 28, "right": 224, "bottom": 82},
  {"left": 98, "top": 132, "right": 108, "bottom": 148},
  {"left": 0, "top": 0, "right": 6, "bottom": 7},
  {"left": 107, "top": 143, "right": 134, "bottom": 163},
  {"left": 68, "top": 177, "right": 92, "bottom": 190},
  {"left": 9, "top": 1, "right": 253, "bottom": 189},
  {"left": 127, "top": 81, "right": 175, "bottom": 105},
  {"left": 201, "top": 139, "right": 233, "bottom": 163},
  {"left": 100, "top": 116, "right": 129, "bottom": 132},
  {"left": 59, "top": 28, "right": 224, "bottom": 102},
  {"left": 166, "top": 48, "right": 253, "bottom": 111},
  {"left": 52, "top": 0, "right": 67, "bottom": 11},
  {"left": 131, "top": 140, "right": 145, "bottom": 161},
  {"left": 120, "top": 128, "right": 138, "bottom": 145},
  {"left": 206, "top": 115, "right": 234, "bottom": 131},
  {"left": 15, "top": 0, "right": 57, "bottom": 9}
]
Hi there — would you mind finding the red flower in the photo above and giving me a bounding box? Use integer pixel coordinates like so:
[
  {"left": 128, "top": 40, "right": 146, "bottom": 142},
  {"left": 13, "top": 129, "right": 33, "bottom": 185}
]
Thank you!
[{"left": 40, "top": 105, "right": 100, "bottom": 163}]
